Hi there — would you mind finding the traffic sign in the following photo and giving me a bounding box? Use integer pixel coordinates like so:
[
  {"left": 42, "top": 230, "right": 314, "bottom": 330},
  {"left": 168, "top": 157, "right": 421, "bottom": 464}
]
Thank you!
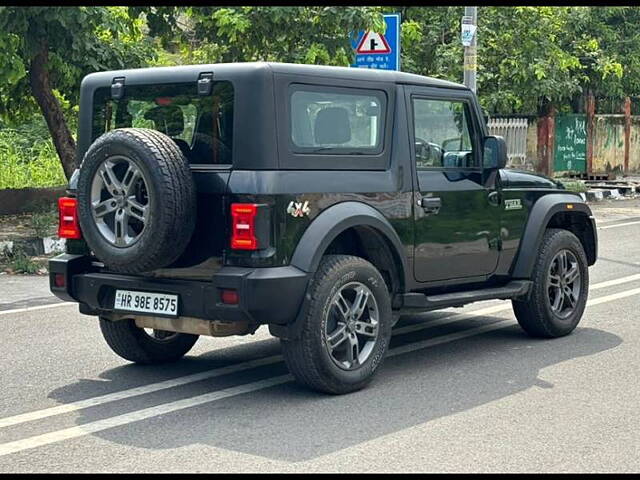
[
  {"left": 356, "top": 31, "right": 391, "bottom": 54},
  {"left": 351, "top": 13, "right": 400, "bottom": 71}
]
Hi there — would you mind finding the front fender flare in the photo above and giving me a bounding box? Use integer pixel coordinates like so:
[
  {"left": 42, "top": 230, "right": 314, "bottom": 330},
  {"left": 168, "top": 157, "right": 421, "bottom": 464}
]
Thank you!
[{"left": 511, "top": 193, "right": 596, "bottom": 279}]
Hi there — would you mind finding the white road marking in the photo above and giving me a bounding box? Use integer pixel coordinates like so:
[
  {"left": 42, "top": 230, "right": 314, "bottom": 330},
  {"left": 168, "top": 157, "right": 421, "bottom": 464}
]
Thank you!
[
  {"left": 0, "top": 375, "right": 293, "bottom": 458},
  {"left": 0, "top": 306, "right": 501, "bottom": 430},
  {"left": 589, "top": 273, "right": 640, "bottom": 291},
  {"left": 0, "top": 354, "right": 283, "bottom": 429},
  {"left": 0, "top": 302, "right": 72, "bottom": 316},
  {"left": 0, "top": 284, "right": 638, "bottom": 458},
  {"left": 1, "top": 272, "right": 639, "bottom": 431},
  {"left": 598, "top": 220, "right": 640, "bottom": 230},
  {"left": 584, "top": 287, "right": 640, "bottom": 307}
]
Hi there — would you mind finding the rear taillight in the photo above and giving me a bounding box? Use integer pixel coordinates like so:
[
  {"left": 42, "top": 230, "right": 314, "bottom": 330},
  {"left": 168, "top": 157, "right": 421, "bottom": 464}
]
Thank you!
[
  {"left": 53, "top": 273, "right": 66, "bottom": 288},
  {"left": 58, "top": 197, "right": 82, "bottom": 239},
  {"left": 230, "top": 203, "right": 258, "bottom": 250},
  {"left": 220, "top": 289, "right": 239, "bottom": 305}
]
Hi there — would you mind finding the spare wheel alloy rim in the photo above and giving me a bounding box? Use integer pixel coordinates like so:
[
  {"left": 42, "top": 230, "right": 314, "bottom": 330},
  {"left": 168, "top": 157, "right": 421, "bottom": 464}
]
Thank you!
[{"left": 90, "top": 155, "right": 150, "bottom": 247}]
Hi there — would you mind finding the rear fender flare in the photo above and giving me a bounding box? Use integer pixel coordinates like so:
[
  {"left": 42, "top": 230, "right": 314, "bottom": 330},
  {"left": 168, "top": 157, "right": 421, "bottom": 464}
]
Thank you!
[{"left": 290, "top": 201, "right": 409, "bottom": 288}]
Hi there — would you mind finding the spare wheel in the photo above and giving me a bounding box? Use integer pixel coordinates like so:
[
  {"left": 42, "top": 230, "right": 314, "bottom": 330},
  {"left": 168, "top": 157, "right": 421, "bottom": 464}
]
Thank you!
[{"left": 76, "top": 128, "right": 196, "bottom": 274}]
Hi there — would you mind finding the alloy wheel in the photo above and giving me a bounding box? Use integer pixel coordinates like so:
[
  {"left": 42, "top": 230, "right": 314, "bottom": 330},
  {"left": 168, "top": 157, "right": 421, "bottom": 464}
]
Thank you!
[
  {"left": 90, "top": 155, "right": 149, "bottom": 247},
  {"left": 325, "top": 282, "right": 380, "bottom": 370},
  {"left": 547, "top": 249, "right": 582, "bottom": 319}
]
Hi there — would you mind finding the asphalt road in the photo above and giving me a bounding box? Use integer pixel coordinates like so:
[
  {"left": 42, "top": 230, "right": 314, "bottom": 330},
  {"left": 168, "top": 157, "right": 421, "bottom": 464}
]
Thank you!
[{"left": 0, "top": 203, "right": 639, "bottom": 473}]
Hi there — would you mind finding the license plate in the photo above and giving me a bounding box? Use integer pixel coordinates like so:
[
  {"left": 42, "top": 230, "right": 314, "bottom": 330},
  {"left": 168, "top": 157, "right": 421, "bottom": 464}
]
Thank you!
[{"left": 114, "top": 290, "right": 179, "bottom": 317}]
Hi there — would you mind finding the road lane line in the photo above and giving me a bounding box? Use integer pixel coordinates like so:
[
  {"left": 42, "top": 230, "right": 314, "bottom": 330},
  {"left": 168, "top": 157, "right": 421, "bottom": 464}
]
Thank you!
[
  {"left": 598, "top": 220, "right": 640, "bottom": 230},
  {"left": 589, "top": 273, "right": 640, "bottom": 291},
  {"left": 0, "top": 284, "right": 638, "bottom": 458},
  {"left": 583, "top": 287, "right": 640, "bottom": 306},
  {"left": 0, "top": 375, "right": 293, "bottom": 458},
  {"left": 0, "top": 317, "right": 516, "bottom": 458},
  {"left": 0, "top": 302, "right": 72, "bottom": 316},
  {"left": 0, "top": 354, "right": 283, "bottom": 429},
  {"left": 0, "top": 306, "right": 502, "bottom": 429},
  {"left": 2, "top": 272, "right": 640, "bottom": 430}
]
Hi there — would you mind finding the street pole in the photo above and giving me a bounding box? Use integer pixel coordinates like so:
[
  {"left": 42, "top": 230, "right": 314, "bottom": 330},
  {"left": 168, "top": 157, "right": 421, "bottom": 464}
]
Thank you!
[{"left": 462, "top": 6, "right": 478, "bottom": 93}]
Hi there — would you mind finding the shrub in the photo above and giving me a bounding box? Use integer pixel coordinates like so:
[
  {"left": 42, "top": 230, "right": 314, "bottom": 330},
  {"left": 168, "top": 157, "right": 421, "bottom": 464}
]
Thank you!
[{"left": 0, "top": 128, "right": 67, "bottom": 189}]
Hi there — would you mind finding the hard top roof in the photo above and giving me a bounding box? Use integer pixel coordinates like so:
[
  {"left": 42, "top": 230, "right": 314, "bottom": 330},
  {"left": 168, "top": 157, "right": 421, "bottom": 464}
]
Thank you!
[{"left": 82, "top": 61, "right": 468, "bottom": 90}]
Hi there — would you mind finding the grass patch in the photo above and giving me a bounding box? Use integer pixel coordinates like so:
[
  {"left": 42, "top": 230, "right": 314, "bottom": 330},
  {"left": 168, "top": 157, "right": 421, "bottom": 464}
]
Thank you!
[
  {"left": 0, "top": 246, "right": 46, "bottom": 274},
  {"left": 30, "top": 206, "right": 58, "bottom": 238},
  {"left": 0, "top": 129, "right": 67, "bottom": 189}
]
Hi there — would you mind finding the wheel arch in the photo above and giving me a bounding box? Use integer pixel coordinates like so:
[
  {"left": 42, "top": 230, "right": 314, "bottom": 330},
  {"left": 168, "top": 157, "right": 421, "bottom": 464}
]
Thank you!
[
  {"left": 290, "top": 201, "right": 409, "bottom": 295},
  {"left": 511, "top": 193, "right": 597, "bottom": 279}
]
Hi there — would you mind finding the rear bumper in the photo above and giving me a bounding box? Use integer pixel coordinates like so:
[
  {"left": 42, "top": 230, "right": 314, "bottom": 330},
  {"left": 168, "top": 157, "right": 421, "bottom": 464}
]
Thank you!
[{"left": 49, "top": 254, "right": 309, "bottom": 325}]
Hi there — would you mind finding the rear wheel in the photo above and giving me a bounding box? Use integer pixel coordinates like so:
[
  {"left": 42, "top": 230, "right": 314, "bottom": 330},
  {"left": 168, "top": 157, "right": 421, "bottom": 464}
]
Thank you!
[
  {"left": 512, "top": 228, "right": 589, "bottom": 338},
  {"left": 99, "top": 317, "right": 198, "bottom": 364},
  {"left": 281, "top": 255, "right": 392, "bottom": 394}
]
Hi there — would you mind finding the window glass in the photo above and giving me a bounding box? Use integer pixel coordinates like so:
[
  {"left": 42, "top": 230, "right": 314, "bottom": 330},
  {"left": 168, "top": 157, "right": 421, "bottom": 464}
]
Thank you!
[
  {"left": 290, "top": 87, "right": 384, "bottom": 154},
  {"left": 92, "top": 81, "right": 234, "bottom": 165},
  {"left": 412, "top": 98, "right": 476, "bottom": 168}
]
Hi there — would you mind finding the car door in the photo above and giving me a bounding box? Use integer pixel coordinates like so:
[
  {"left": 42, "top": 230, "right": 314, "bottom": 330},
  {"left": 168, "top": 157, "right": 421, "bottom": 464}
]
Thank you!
[{"left": 407, "top": 86, "right": 501, "bottom": 283}]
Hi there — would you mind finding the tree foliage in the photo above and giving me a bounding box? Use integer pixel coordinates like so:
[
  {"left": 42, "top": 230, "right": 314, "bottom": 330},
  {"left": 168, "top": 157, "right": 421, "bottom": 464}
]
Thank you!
[
  {"left": 393, "top": 6, "right": 635, "bottom": 115},
  {"left": 136, "top": 6, "right": 385, "bottom": 66},
  {"left": 1, "top": 6, "right": 640, "bottom": 181},
  {"left": 0, "top": 6, "right": 156, "bottom": 177}
]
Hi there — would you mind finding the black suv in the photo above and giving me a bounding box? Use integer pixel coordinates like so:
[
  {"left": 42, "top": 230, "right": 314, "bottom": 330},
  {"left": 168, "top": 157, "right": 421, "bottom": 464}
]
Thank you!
[{"left": 50, "top": 62, "right": 597, "bottom": 394}]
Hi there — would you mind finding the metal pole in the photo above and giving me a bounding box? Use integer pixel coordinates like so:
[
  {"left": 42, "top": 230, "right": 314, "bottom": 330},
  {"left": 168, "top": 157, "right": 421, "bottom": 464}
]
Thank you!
[{"left": 463, "top": 6, "right": 477, "bottom": 93}]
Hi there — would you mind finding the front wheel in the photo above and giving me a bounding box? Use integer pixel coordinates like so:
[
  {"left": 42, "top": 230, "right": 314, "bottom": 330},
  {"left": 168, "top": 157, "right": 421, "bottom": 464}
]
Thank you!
[
  {"left": 99, "top": 317, "right": 199, "bottom": 364},
  {"left": 281, "top": 255, "right": 392, "bottom": 394},
  {"left": 512, "top": 228, "right": 589, "bottom": 338}
]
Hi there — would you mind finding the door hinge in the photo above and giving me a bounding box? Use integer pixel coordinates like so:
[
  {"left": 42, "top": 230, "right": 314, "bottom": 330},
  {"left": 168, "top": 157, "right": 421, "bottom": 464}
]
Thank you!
[
  {"left": 111, "top": 77, "right": 125, "bottom": 100},
  {"left": 197, "top": 72, "right": 214, "bottom": 96}
]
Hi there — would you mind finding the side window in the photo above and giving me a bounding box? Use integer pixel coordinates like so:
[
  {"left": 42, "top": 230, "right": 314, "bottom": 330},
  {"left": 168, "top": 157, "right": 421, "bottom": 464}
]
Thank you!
[
  {"left": 412, "top": 98, "right": 476, "bottom": 169},
  {"left": 289, "top": 86, "right": 385, "bottom": 155}
]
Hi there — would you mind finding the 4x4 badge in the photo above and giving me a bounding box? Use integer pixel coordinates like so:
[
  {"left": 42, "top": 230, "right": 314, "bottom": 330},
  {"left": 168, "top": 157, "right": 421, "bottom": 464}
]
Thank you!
[
  {"left": 504, "top": 199, "right": 523, "bottom": 210},
  {"left": 287, "top": 200, "right": 310, "bottom": 218}
]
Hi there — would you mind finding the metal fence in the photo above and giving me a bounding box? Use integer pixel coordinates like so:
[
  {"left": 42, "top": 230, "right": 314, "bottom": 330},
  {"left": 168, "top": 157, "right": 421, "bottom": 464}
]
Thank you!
[{"left": 487, "top": 117, "right": 529, "bottom": 167}]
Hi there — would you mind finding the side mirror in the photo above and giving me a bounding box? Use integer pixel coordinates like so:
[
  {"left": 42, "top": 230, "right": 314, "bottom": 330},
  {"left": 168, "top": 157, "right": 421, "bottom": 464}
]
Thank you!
[{"left": 483, "top": 135, "right": 508, "bottom": 169}]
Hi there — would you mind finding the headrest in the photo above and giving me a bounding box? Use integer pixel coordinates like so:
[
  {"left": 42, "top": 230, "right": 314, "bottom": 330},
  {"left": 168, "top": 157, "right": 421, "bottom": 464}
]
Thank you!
[
  {"left": 143, "top": 105, "right": 184, "bottom": 138},
  {"left": 314, "top": 107, "right": 351, "bottom": 145}
]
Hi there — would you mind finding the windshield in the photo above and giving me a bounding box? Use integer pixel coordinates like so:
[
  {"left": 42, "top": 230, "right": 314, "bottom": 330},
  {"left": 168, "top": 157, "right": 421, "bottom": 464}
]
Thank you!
[{"left": 91, "top": 81, "right": 234, "bottom": 165}]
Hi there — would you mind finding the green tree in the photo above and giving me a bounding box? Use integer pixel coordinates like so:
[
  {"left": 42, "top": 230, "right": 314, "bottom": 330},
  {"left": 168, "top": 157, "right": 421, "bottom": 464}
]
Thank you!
[
  {"left": 0, "top": 7, "right": 155, "bottom": 179},
  {"left": 564, "top": 7, "right": 637, "bottom": 111},
  {"left": 393, "top": 7, "right": 630, "bottom": 115},
  {"left": 137, "top": 6, "right": 385, "bottom": 67}
]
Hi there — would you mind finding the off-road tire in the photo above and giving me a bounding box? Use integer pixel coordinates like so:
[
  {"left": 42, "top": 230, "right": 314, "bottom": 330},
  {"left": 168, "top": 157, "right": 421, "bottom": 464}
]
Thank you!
[
  {"left": 77, "top": 128, "right": 196, "bottom": 273},
  {"left": 512, "top": 228, "right": 589, "bottom": 338},
  {"left": 281, "top": 255, "right": 392, "bottom": 394},
  {"left": 99, "top": 317, "right": 198, "bottom": 364}
]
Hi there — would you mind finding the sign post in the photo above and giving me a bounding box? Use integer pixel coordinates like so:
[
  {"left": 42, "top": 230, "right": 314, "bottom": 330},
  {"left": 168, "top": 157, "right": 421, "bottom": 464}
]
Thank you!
[
  {"left": 462, "top": 7, "right": 477, "bottom": 93},
  {"left": 351, "top": 13, "right": 400, "bottom": 71}
]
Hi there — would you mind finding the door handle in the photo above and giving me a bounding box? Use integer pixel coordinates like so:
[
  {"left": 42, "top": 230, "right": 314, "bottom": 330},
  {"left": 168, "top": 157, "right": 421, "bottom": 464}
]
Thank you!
[{"left": 420, "top": 197, "right": 442, "bottom": 214}]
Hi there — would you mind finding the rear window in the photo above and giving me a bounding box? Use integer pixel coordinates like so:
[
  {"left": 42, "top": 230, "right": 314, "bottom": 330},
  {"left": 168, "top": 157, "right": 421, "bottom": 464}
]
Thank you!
[
  {"left": 289, "top": 85, "right": 385, "bottom": 155},
  {"left": 91, "top": 81, "right": 234, "bottom": 165}
]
